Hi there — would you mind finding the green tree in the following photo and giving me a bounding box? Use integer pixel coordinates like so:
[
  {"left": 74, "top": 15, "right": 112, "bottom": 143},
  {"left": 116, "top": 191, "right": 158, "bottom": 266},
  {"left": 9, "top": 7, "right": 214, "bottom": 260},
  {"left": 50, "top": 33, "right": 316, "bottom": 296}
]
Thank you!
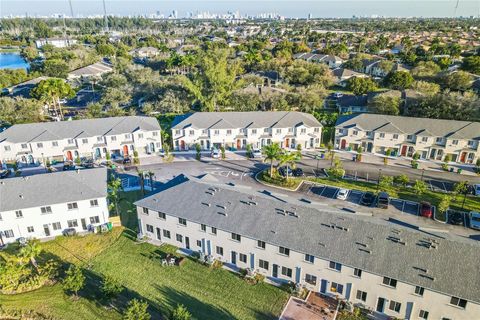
[
  {"left": 43, "top": 59, "right": 70, "bottom": 78},
  {"left": 108, "top": 174, "right": 123, "bottom": 216},
  {"left": 411, "top": 61, "right": 440, "bottom": 79},
  {"left": 195, "top": 143, "right": 201, "bottom": 161},
  {"left": 0, "top": 96, "right": 44, "bottom": 125},
  {"left": 438, "top": 195, "right": 451, "bottom": 215},
  {"left": 394, "top": 174, "right": 409, "bottom": 187},
  {"left": 101, "top": 275, "right": 123, "bottom": 299},
  {"left": 21, "top": 46, "right": 39, "bottom": 61},
  {"left": 278, "top": 151, "right": 301, "bottom": 181},
  {"left": 378, "top": 175, "right": 394, "bottom": 192},
  {"left": 347, "top": 77, "right": 378, "bottom": 96},
  {"left": 368, "top": 94, "right": 401, "bottom": 115},
  {"left": 461, "top": 55, "right": 480, "bottom": 75},
  {"left": 384, "top": 71, "right": 414, "bottom": 90},
  {"left": 171, "top": 304, "right": 192, "bottom": 320},
  {"left": 31, "top": 78, "right": 75, "bottom": 120},
  {"left": 63, "top": 265, "right": 85, "bottom": 298},
  {"left": 123, "top": 299, "right": 150, "bottom": 320},
  {"left": 96, "top": 43, "right": 117, "bottom": 57},
  {"left": 326, "top": 157, "right": 345, "bottom": 179},
  {"left": 262, "top": 143, "right": 282, "bottom": 178},
  {"left": 413, "top": 180, "right": 427, "bottom": 195},
  {"left": 443, "top": 71, "right": 473, "bottom": 91},
  {"left": 19, "top": 239, "right": 42, "bottom": 270},
  {"left": 411, "top": 81, "right": 440, "bottom": 96}
]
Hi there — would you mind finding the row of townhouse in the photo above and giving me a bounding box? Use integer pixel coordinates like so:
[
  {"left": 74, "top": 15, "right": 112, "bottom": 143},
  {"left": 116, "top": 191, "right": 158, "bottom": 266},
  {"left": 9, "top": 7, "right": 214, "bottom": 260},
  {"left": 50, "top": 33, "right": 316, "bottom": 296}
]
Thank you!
[
  {"left": 135, "top": 174, "right": 480, "bottom": 320},
  {"left": 292, "top": 52, "right": 344, "bottom": 69},
  {"left": 0, "top": 116, "right": 162, "bottom": 166},
  {"left": 0, "top": 168, "right": 109, "bottom": 245},
  {"left": 335, "top": 114, "right": 480, "bottom": 164},
  {"left": 171, "top": 111, "right": 323, "bottom": 151}
]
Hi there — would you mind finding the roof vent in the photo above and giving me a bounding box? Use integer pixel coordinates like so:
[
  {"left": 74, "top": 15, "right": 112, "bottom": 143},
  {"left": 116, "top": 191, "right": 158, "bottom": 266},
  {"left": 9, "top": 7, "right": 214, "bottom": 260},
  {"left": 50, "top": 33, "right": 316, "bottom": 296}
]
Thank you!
[
  {"left": 217, "top": 205, "right": 226, "bottom": 210},
  {"left": 359, "top": 248, "right": 371, "bottom": 254},
  {"left": 270, "top": 230, "right": 276, "bottom": 234},
  {"left": 19, "top": 194, "right": 24, "bottom": 199},
  {"left": 206, "top": 191, "right": 214, "bottom": 196},
  {"left": 217, "top": 211, "right": 227, "bottom": 216},
  {"left": 276, "top": 209, "right": 286, "bottom": 216},
  {"left": 318, "top": 242, "right": 326, "bottom": 247},
  {"left": 201, "top": 202, "right": 211, "bottom": 207},
  {"left": 413, "top": 266, "right": 428, "bottom": 273},
  {"left": 419, "top": 274, "right": 434, "bottom": 281},
  {"left": 356, "top": 242, "right": 368, "bottom": 248}
]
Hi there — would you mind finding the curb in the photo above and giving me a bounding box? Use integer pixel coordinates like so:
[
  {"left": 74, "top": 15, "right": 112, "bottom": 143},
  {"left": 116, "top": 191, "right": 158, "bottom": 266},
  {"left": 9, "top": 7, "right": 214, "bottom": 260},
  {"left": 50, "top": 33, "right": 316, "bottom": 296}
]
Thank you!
[{"left": 254, "top": 169, "right": 304, "bottom": 192}]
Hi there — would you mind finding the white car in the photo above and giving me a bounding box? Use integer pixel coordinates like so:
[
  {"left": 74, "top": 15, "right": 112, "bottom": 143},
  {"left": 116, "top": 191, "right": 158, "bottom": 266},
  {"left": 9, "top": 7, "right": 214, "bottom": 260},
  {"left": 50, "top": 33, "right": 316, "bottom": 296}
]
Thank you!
[
  {"left": 211, "top": 149, "right": 221, "bottom": 159},
  {"left": 474, "top": 184, "right": 480, "bottom": 196},
  {"left": 470, "top": 211, "right": 480, "bottom": 230},
  {"left": 252, "top": 149, "right": 262, "bottom": 158},
  {"left": 336, "top": 188, "right": 349, "bottom": 200}
]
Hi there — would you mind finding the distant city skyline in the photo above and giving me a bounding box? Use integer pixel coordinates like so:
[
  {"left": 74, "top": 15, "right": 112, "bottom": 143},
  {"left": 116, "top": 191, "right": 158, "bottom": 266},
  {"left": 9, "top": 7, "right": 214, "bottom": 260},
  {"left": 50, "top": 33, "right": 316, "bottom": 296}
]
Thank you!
[{"left": 1, "top": 0, "right": 480, "bottom": 18}]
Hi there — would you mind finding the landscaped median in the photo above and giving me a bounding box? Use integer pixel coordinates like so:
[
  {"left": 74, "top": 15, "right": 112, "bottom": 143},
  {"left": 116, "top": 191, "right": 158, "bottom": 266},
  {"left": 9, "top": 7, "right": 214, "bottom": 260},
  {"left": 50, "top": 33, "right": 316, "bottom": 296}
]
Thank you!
[{"left": 256, "top": 168, "right": 480, "bottom": 222}]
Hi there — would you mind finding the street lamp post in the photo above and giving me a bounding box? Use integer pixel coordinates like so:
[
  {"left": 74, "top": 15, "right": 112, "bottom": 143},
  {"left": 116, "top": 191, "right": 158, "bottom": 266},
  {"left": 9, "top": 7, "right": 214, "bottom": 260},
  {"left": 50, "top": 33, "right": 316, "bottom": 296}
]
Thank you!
[
  {"left": 377, "top": 168, "right": 382, "bottom": 192},
  {"left": 421, "top": 168, "right": 425, "bottom": 181}
]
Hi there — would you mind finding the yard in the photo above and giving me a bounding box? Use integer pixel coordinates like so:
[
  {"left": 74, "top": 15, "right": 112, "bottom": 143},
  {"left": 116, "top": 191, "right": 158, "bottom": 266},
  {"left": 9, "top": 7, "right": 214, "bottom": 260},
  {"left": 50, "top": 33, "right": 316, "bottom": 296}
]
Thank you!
[{"left": 0, "top": 191, "right": 289, "bottom": 320}]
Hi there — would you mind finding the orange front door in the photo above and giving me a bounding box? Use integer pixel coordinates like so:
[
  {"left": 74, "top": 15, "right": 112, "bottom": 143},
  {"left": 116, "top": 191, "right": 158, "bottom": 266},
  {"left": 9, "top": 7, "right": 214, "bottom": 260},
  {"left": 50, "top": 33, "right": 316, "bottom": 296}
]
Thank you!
[
  {"left": 401, "top": 145, "right": 407, "bottom": 156},
  {"left": 341, "top": 139, "right": 347, "bottom": 149},
  {"left": 285, "top": 138, "right": 290, "bottom": 148},
  {"left": 460, "top": 152, "right": 467, "bottom": 163},
  {"left": 123, "top": 145, "right": 129, "bottom": 156},
  {"left": 66, "top": 151, "right": 73, "bottom": 161},
  {"left": 237, "top": 139, "right": 241, "bottom": 149}
]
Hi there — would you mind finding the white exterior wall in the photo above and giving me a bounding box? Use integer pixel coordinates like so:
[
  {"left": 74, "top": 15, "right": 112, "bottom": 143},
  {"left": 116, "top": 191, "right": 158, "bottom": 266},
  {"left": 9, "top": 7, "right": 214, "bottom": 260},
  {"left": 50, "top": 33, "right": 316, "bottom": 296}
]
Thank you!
[
  {"left": 173, "top": 125, "right": 322, "bottom": 151},
  {"left": 137, "top": 207, "right": 479, "bottom": 320},
  {"left": 1, "top": 129, "right": 162, "bottom": 164},
  {"left": 335, "top": 127, "right": 480, "bottom": 163},
  {"left": 0, "top": 197, "right": 108, "bottom": 244}
]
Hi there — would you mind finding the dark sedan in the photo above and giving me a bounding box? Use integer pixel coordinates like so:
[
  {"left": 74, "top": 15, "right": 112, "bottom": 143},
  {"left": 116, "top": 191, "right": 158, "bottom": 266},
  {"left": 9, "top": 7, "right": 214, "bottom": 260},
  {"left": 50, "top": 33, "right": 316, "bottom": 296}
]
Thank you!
[{"left": 360, "top": 192, "right": 376, "bottom": 207}]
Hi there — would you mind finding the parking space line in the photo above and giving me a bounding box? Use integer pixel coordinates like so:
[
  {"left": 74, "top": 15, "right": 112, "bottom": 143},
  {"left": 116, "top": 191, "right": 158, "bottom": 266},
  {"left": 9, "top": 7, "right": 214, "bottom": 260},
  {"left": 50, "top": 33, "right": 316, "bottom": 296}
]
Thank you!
[{"left": 442, "top": 182, "right": 447, "bottom": 192}]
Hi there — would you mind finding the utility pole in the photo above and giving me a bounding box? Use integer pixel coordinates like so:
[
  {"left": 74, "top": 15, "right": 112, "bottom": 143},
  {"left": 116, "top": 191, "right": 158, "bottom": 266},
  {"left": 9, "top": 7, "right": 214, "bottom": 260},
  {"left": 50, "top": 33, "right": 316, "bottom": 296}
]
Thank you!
[
  {"left": 103, "top": 0, "right": 109, "bottom": 32},
  {"left": 68, "top": 0, "right": 74, "bottom": 18}
]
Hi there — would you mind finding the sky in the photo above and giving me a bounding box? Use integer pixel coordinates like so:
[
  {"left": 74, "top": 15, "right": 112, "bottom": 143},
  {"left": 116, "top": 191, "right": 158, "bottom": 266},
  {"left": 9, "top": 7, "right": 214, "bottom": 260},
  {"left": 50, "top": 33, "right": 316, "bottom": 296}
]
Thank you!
[{"left": 1, "top": 0, "right": 480, "bottom": 18}]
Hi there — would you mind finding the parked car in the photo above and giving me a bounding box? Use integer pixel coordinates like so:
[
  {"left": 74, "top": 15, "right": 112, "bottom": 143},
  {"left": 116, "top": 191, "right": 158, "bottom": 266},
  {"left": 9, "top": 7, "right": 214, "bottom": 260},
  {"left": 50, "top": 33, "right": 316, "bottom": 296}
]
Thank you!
[
  {"left": 211, "top": 149, "right": 221, "bottom": 159},
  {"left": 252, "top": 149, "right": 262, "bottom": 158},
  {"left": 122, "top": 156, "right": 132, "bottom": 165},
  {"left": 336, "top": 188, "right": 349, "bottom": 200},
  {"left": 0, "top": 169, "right": 10, "bottom": 179},
  {"left": 470, "top": 211, "right": 480, "bottom": 230},
  {"left": 80, "top": 157, "right": 94, "bottom": 168},
  {"left": 63, "top": 162, "right": 75, "bottom": 171},
  {"left": 360, "top": 192, "right": 376, "bottom": 207},
  {"left": 377, "top": 192, "right": 390, "bottom": 209},
  {"left": 278, "top": 166, "right": 293, "bottom": 177},
  {"left": 474, "top": 184, "right": 480, "bottom": 196},
  {"left": 292, "top": 168, "right": 304, "bottom": 177},
  {"left": 333, "top": 92, "right": 344, "bottom": 99},
  {"left": 419, "top": 202, "right": 433, "bottom": 218},
  {"left": 63, "top": 228, "right": 77, "bottom": 236},
  {"left": 448, "top": 211, "right": 464, "bottom": 226}
]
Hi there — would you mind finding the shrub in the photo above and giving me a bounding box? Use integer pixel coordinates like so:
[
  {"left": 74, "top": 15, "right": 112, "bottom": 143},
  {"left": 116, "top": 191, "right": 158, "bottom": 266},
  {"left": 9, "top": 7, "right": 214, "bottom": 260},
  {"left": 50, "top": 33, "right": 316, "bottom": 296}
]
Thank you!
[
  {"left": 412, "top": 152, "right": 420, "bottom": 160},
  {"left": 101, "top": 275, "right": 123, "bottom": 298},
  {"left": 171, "top": 304, "right": 191, "bottom": 320},
  {"left": 123, "top": 299, "right": 150, "bottom": 320},
  {"left": 62, "top": 265, "right": 85, "bottom": 297},
  {"left": 441, "top": 163, "right": 449, "bottom": 171},
  {"left": 220, "top": 146, "right": 226, "bottom": 159},
  {"left": 133, "top": 150, "right": 140, "bottom": 165},
  {"left": 413, "top": 180, "right": 427, "bottom": 195},
  {"left": 195, "top": 143, "right": 201, "bottom": 161},
  {"left": 438, "top": 195, "right": 451, "bottom": 214},
  {"left": 411, "top": 160, "right": 418, "bottom": 169},
  {"left": 211, "top": 260, "right": 223, "bottom": 270},
  {"left": 393, "top": 174, "right": 409, "bottom": 187}
]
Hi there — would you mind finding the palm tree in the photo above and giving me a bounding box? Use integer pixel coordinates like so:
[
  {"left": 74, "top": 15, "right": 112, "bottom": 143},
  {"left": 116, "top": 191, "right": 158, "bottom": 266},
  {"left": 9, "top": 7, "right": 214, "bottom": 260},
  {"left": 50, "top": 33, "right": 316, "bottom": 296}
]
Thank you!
[
  {"left": 20, "top": 239, "right": 42, "bottom": 271},
  {"left": 262, "top": 143, "right": 281, "bottom": 178},
  {"left": 278, "top": 151, "right": 300, "bottom": 181},
  {"left": 31, "top": 78, "right": 75, "bottom": 120}
]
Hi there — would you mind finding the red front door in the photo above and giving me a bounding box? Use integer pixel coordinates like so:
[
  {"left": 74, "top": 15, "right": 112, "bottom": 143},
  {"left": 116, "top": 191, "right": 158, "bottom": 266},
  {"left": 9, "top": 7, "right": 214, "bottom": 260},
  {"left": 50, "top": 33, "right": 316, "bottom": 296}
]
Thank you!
[
  {"left": 341, "top": 139, "right": 347, "bottom": 149},
  {"left": 460, "top": 152, "right": 467, "bottom": 163},
  {"left": 66, "top": 151, "right": 73, "bottom": 161},
  {"left": 401, "top": 145, "right": 407, "bottom": 156},
  {"left": 237, "top": 139, "right": 241, "bottom": 149},
  {"left": 180, "top": 140, "right": 185, "bottom": 150},
  {"left": 123, "top": 145, "right": 129, "bottom": 156},
  {"left": 285, "top": 138, "right": 290, "bottom": 148}
]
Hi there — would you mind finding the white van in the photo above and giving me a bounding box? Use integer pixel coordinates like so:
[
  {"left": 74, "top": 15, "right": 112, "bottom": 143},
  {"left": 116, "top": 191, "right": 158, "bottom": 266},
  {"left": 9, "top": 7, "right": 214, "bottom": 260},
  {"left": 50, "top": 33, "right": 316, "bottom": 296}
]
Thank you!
[
  {"left": 474, "top": 184, "right": 480, "bottom": 196},
  {"left": 470, "top": 211, "right": 480, "bottom": 230}
]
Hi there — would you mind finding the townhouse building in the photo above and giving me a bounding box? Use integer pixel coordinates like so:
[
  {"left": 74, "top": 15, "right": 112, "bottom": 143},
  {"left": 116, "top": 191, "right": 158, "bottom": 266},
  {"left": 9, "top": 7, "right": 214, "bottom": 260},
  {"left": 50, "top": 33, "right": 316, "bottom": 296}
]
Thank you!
[
  {"left": 0, "top": 116, "right": 161, "bottom": 166},
  {"left": 171, "top": 112, "right": 322, "bottom": 151},
  {"left": 293, "top": 52, "right": 344, "bottom": 69},
  {"left": 135, "top": 175, "right": 480, "bottom": 320},
  {"left": 335, "top": 114, "right": 480, "bottom": 164},
  {"left": 0, "top": 168, "right": 109, "bottom": 245}
]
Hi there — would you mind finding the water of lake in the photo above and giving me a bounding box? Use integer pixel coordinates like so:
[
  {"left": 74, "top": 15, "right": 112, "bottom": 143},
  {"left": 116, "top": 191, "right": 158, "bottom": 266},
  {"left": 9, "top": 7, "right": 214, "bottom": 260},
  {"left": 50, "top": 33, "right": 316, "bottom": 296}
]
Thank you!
[{"left": 0, "top": 53, "right": 30, "bottom": 70}]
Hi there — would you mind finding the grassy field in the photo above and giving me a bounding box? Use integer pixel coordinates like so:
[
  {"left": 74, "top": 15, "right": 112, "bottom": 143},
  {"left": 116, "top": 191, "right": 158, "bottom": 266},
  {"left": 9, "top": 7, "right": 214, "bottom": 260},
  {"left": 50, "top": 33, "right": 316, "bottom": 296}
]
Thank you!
[{"left": 0, "top": 191, "right": 289, "bottom": 320}]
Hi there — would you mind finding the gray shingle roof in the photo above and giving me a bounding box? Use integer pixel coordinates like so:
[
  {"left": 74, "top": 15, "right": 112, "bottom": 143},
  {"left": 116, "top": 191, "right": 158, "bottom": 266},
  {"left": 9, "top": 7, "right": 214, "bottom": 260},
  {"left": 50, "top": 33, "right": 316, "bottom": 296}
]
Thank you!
[
  {"left": 135, "top": 175, "right": 480, "bottom": 303},
  {"left": 336, "top": 114, "right": 480, "bottom": 139},
  {"left": 0, "top": 116, "right": 161, "bottom": 144},
  {"left": 0, "top": 168, "right": 108, "bottom": 212},
  {"left": 172, "top": 112, "right": 322, "bottom": 130}
]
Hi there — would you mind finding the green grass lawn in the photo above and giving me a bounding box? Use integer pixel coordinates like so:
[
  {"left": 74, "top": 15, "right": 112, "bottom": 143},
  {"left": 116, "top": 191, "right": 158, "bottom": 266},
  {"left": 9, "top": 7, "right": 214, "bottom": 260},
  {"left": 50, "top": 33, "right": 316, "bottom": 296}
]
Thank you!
[{"left": 0, "top": 191, "right": 289, "bottom": 320}]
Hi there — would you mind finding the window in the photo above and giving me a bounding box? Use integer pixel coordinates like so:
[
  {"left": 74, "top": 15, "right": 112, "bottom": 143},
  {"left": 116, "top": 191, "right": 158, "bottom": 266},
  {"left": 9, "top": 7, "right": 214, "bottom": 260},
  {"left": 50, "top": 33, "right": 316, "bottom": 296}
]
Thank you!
[
  {"left": 231, "top": 233, "right": 241, "bottom": 242},
  {"left": 288, "top": 128, "right": 293, "bottom": 133},
  {"left": 90, "top": 216, "right": 100, "bottom": 224},
  {"left": 419, "top": 310, "right": 429, "bottom": 320},
  {"left": 146, "top": 224, "right": 154, "bottom": 233},
  {"left": 314, "top": 128, "right": 320, "bottom": 133},
  {"left": 281, "top": 266, "right": 292, "bottom": 278},
  {"left": 226, "top": 129, "right": 232, "bottom": 135},
  {"left": 52, "top": 222, "right": 61, "bottom": 230},
  {"left": 407, "top": 134, "right": 413, "bottom": 140},
  {"left": 211, "top": 227, "right": 217, "bottom": 234},
  {"left": 259, "top": 259, "right": 269, "bottom": 270},
  {"left": 138, "top": 133, "right": 144, "bottom": 139},
  {"left": 21, "top": 144, "right": 28, "bottom": 149},
  {"left": 158, "top": 212, "right": 166, "bottom": 220},
  {"left": 176, "top": 234, "right": 183, "bottom": 242},
  {"left": 257, "top": 240, "right": 266, "bottom": 249},
  {"left": 201, "top": 224, "right": 206, "bottom": 232},
  {"left": 276, "top": 128, "right": 282, "bottom": 134},
  {"left": 68, "top": 139, "right": 74, "bottom": 144},
  {"left": 389, "top": 300, "right": 401, "bottom": 313},
  {"left": 3, "top": 146, "right": 10, "bottom": 152},
  {"left": 40, "top": 206, "right": 52, "bottom": 214},
  {"left": 329, "top": 261, "right": 342, "bottom": 272},
  {"left": 67, "top": 202, "right": 78, "bottom": 210},
  {"left": 90, "top": 199, "right": 99, "bottom": 207},
  {"left": 239, "top": 253, "right": 247, "bottom": 263},
  {"left": 300, "top": 128, "right": 306, "bottom": 134},
  {"left": 68, "top": 220, "right": 78, "bottom": 228},
  {"left": 251, "top": 129, "right": 257, "bottom": 134},
  {"left": 421, "top": 137, "right": 428, "bottom": 142},
  {"left": 216, "top": 246, "right": 223, "bottom": 256},
  {"left": 163, "top": 229, "right": 171, "bottom": 238},
  {"left": 304, "top": 254, "right": 314, "bottom": 263},
  {"left": 111, "top": 136, "right": 117, "bottom": 142},
  {"left": 331, "top": 282, "right": 343, "bottom": 294},
  {"left": 353, "top": 130, "right": 358, "bottom": 136},
  {"left": 97, "top": 136, "right": 104, "bottom": 142},
  {"left": 124, "top": 134, "right": 131, "bottom": 140},
  {"left": 27, "top": 226, "right": 34, "bottom": 233},
  {"left": 468, "top": 140, "right": 475, "bottom": 147},
  {"left": 305, "top": 273, "right": 317, "bottom": 285},
  {"left": 279, "top": 246, "right": 290, "bottom": 256},
  {"left": 178, "top": 217, "right": 187, "bottom": 226},
  {"left": 414, "top": 286, "right": 424, "bottom": 296},
  {"left": 382, "top": 277, "right": 397, "bottom": 288},
  {"left": 37, "top": 142, "right": 43, "bottom": 148},
  {"left": 189, "top": 130, "right": 194, "bottom": 136},
  {"left": 4, "top": 230, "right": 14, "bottom": 238},
  {"left": 354, "top": 268, "right": 362, "bottom": 278},
  {"left": 214, "top": 130, "right": 220, "bottom": 135},
  {"left": 379, "top": 133, "right": 385, "bottom": 138},
  {"left": 450, "top": 296, "right": 467, "bottom": 308},
  {"left": 15, "top": 210, "right": 23, "bottom": 218},
  {"left": 436, "top": 137, "right": 443, "bottom": 143},
  {"left": 52, "top": 141, "right": 58, "bottom": 147},
  {"left": 152, "top": 131, "right": 159, "bottom": 136},
  {"left": 142, "top": 207, "right": 149, "bottom": 214},
  {"left": 356, "top": 290, "right": 367, "bottom": 302},
  {"left": 196, "top": 240, "right": 202, "bottom": 247},
  {"left": 393, "top": 134, "right": 398, "bottom": 140},
  {"left": 82, "top": 138, "right": 88, "bottom": 144}
]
